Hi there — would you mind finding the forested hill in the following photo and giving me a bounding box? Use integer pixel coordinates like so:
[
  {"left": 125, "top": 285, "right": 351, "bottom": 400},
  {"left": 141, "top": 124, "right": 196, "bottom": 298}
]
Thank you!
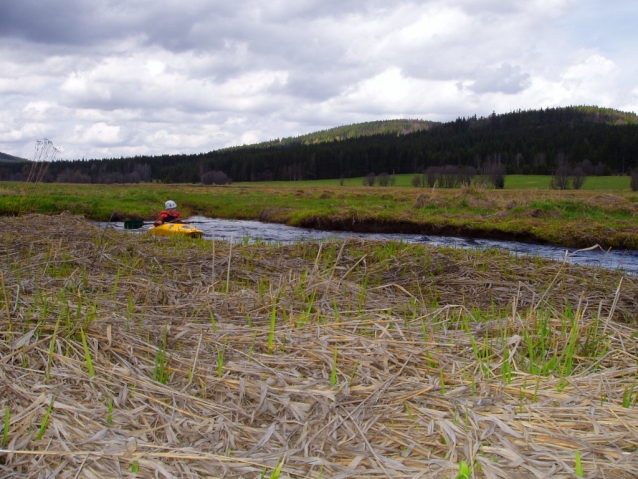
[
  {"left": 0, "top": 151, "right": 27, "bottom": 163},
  {"left": 222, "top": 119, "right": 436, "bottom": 150},
  {"left": 1, "top": 106, "right": 637, "bottom": 183}
]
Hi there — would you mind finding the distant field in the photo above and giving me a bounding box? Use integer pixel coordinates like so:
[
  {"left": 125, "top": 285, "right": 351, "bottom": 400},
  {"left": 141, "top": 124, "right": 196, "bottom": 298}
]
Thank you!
[{"left": 236, "top": 174, "right": 632, "bottom": 190}]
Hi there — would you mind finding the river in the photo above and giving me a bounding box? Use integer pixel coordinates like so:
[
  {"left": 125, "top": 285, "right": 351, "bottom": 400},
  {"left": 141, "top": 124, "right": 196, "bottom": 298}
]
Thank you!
[{"left": 100, "top": 216, "right": 638, "bottom": 274}]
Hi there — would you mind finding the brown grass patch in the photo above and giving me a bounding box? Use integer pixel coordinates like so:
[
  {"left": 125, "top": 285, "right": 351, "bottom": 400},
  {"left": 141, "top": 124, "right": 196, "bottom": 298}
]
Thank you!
[{"left": 1, "top": 214, "right": 637, "bottom": 478}]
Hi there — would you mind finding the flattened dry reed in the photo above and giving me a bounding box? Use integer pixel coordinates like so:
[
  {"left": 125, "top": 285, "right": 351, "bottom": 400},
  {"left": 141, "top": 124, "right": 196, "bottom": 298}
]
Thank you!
[{"left": 1, "top": 213, "right": 638, "bottom": 478}]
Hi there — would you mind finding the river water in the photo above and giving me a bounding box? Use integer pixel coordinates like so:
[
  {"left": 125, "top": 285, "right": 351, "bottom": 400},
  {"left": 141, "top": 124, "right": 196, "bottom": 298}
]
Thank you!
[{"left": 100, "top": 216, "right": 638, "bottom": 274}]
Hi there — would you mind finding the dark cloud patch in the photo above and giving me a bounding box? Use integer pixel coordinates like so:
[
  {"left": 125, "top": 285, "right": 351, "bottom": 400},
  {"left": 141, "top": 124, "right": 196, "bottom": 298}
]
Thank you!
[
  {"left": 469, "top": 63, "right": 530, "bottom": 94},
  {"left": 0, "top": 1, "right": 126, "bottom": 46}
]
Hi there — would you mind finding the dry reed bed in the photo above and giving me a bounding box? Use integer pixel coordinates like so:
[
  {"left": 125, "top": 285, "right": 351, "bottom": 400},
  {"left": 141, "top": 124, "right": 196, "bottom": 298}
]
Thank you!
[{"left": 1, "top": 214, "right": 638, "bottom": 478}]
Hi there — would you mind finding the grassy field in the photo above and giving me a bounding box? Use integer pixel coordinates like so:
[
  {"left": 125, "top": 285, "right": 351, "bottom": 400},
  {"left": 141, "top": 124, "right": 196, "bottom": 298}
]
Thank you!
[
  {"left": 1, "top": 214, "right": 637, "bottom": 477},
  {"left": 1, "top": 178, "right": 638, "bottom": 249},
  {"left": 235, "top": 174, "right": 632, "bottom": 190}
]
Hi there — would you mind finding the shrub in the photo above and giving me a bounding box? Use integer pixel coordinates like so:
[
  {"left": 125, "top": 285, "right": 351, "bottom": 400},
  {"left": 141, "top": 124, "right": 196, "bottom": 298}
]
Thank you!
[
  {"left": 571, "top": 167, "right": 587, "bottom": 190},
  {"left": 487, "top": 164, "right": 506, "bottom": 189},
  {"left": 439, "top": 165, "right": 459, "bottom": 188},
  {"left": 631, "top": 169, "right": 638, "bottom": 192},
  {"left": 458, "top": 166, "right": 477, "bottom": 186},
  {"left": 56, "top": 169, "right": 91, "bottom": 184},
  {"left": 377, "top": 172, "right": 390, "bottom": 187},
  {"left": 424, "top": 167, "right": 438, "bottom": 187},
  {"left": 202, "top": 170, "right": 231, "bottom": 185},
  {"left": 363, "top": 172, "right": 375, "bottom": 186},
  {"left": 551, "top": 165, "right": 571, "bottom": 190}
]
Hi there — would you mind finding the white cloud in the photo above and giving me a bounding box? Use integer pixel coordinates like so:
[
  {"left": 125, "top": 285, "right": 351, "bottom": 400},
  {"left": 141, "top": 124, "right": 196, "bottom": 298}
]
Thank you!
[{"left": 0, "top": 0, "right": 635, "bottom": 159}]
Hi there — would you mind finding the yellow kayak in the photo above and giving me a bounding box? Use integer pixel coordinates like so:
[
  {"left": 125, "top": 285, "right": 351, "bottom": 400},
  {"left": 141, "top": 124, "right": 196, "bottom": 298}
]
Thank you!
[{"left": 149, "top": 223, "right": 203, "bottom": 238}]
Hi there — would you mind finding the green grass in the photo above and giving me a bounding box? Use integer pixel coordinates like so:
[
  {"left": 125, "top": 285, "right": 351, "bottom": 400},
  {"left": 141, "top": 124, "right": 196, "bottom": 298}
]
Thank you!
[
  {"left": 1, "top": 178, "right": 638, "bottom": 249},
  {"left": 235, "top": 174, "right": 632, "bottom": 190}
]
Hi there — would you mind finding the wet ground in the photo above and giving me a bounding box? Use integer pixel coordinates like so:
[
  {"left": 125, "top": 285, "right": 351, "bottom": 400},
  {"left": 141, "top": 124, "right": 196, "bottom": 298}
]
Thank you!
[{"left": 99, "top": 216, "right": 638, "bottom": 274}]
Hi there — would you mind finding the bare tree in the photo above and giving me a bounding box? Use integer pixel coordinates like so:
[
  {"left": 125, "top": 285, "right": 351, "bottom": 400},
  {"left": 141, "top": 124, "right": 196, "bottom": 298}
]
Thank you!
[
  {"left": 363, "top": 172, "right": 375, "bottom": 186},
  {"left": 377, "top": 172, "right": 390, "bottom": 186},
  {"left": 551, "top": 165, "right": 571, "bottom": 190},
  {"left": 458, "top": 166, "right": 477, "bottom": 186},
  {"left": 56, "top": 169, "right": 91, "bottom": 183},
  {"left": 424, "top": 166, "right": 438, "bottom": 187},
  {"left": 570, "top": 167, "right": 587, "bottom": 190},
  {"left": 439, "top": 165, "right": 459, "bottom": 188},
  {"left": 202, "top": 170, "right": 231, "bottom": 185},
  {"left": 630, "top": 169, "right": 638, "bottom": 192},
  {"left": 487, "top": 164, "right": 506, "bottom": 189},
  {"left": 411, "top": 174, "right": 424, "bottom": 187},
  {"left": 339, "top": 174, "right": 345, "bottom": 186}
]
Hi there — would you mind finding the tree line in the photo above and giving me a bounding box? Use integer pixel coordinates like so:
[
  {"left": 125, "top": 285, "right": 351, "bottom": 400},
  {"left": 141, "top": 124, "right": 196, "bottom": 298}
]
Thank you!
[{"left": 0, "top": 106, "right": 637, "bottom": 185}]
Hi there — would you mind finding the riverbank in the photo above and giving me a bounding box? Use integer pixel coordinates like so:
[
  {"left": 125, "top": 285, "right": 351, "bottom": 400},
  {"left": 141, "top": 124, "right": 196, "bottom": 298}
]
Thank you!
[
  {"left": 1, "top": 214, "right": 638, "bottom": 477},
  {"left": 1, "top": 181, "right": 638, "bottom": 249}
]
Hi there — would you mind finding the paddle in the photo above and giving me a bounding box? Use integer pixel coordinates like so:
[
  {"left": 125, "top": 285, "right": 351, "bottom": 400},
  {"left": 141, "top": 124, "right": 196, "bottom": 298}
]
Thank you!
[{"left": 124, "top": 220, "right": 145, "bottom": 229}]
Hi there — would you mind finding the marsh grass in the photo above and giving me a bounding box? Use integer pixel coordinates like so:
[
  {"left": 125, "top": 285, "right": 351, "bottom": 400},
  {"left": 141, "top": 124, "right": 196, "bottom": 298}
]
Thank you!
[
  {"left": 1, "top": 180, "right": 638, "bottom": 249},
  {"left": 1, "top": 213, "right": 638, "bottom": 477}
]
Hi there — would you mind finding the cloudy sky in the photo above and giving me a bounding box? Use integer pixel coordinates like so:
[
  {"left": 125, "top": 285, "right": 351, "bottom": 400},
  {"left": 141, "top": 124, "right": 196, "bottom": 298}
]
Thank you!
[{"left": 0, "top": 0, "right": 636, "bottom": 160}]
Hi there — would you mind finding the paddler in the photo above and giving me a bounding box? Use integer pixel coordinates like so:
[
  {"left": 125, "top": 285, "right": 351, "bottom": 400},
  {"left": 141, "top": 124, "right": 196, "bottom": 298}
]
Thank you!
[{"left": 154, "top": 200, "right": 188, "bottom": 226}]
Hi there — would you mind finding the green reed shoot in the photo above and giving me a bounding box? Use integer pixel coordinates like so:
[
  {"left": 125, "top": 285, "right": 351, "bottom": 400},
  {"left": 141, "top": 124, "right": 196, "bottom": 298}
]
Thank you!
[
  {"left": 3, "top": 408, "right": 9, "bottom": 447},
  {"left": 405, "top": 402, "right": 414, "bottom": 420},
  {"left": 208, "top": 305, "right": 217, "bottom": 332},
  {"left": 622, "top": 376, "right": 636, "bottom": 408},
  {"left": 246, "top": 314, "right": 253, "bottom": 328},
  {"left": 131, "top": 461, "right": 139, "bottom": 473},
  {"left": 575, "top": 450, "right": 583, "bottom": 477},
  {"left": 557, "top": 314, "right": 581, "bottom": 391},
  {"left": 154, "top": 327, "right": 171, "bottom": 384},
  {"left": 270, "top": 456, "right": 285, "bottom": 479},
  {"left": 348, "top": 360, "right": 359, "bottom": 387},
  {"left": 35, "top": 393, "right": 56, "bottom": 441},
  {"left": 455, "top": 460, "right": 471, "bottom": 479},
  {"left": 46, "top": 317, "right": 62, "bottom": 383},
  {"left": 248, "top": 331, "right": 257, "bottom": 360},
  {"left": 268, "top": 305, "right": 277, "bottom": 354},
  {"left": 217, "top": 342, "right": 227, "bottom": 378},
  {"left": 107, "top": 397, "right": 113, "bottom": 425},
  {"left": 501, "top": 348, "right": 512, "bottom": 384},
  {"left": 80, "top": 329, "right": 95, "bottom": 378},
  {"left": 126, "top": 291, "right": 134, "bottom": 328},
  {"left": 112, "top": 266, "right": 120, "bottom": 299},
  {"left": 533, "top": 375, "right": 541, "bottom": 403},
  {"left": 333, "top": 299, "right": 339, "bottom": 323},
  {"left": 331, "top": 345, "right": 338, "bottom": 388}
]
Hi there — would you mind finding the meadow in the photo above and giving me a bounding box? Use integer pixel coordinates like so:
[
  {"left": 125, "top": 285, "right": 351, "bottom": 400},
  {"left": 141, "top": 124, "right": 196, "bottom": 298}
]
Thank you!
[
  {"left": 232, "top": 174, "right": 632, "bottom": 190},
  {"left": 1, "top": 214, "right": 637, "bottom": 477},
  {"left": 1, "top": 176, "right": 638, "bottom": 250}
]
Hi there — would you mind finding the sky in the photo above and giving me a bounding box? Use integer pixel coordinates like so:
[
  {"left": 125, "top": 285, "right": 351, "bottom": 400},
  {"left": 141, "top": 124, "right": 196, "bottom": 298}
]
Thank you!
[{"left": 0, "top": 0, "right": 636, "bottom": 160}]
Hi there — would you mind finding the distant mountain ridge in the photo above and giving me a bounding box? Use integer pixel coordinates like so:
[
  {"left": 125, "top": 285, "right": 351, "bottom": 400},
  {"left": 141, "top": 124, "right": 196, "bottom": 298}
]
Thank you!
[
  {"left": 224, "top": 119, "right": 437, "bottom": 151},
  {"left": 0, "top": 151, "right": 27, "bottom": 163}
]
